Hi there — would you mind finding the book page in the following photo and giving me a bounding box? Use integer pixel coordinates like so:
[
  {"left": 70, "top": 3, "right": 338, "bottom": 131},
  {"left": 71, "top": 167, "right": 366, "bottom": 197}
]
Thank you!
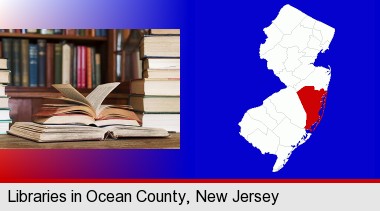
[
  {"left": 86, "top": 82, "right": 120, "bottom": 116},
  {"left": 52, "top": 84, "right": 91, "bottom": 107}
]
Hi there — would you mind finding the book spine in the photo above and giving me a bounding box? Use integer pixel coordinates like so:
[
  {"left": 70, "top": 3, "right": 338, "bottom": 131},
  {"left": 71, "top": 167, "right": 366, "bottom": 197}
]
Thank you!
[
  {"left": 46, "top": 43, "right": 54, "bottom": 88},
  {"left": 91, "top": 48, "right": 96, "bottom": 87},
  {"left": 72, "top": 46, "right": 77, "bottom": 87},
  {"left": 95, "top": 53, "right": 101, "bottom": 86},
  {"left": 53, "top": 29, "right": 63, "bottom": 35},
  {"left": 76, "top": 46, "right": 81, "bottom": 88},
  {"left": 54, "top": 43, "right": 62, "bottom": 84},
  {"left": 1, "top": 39, "right": 12, "bottom": 73},
  {"left": 12, "top": 39, "right": 21, "bottom": 86},
  {"left": 37, "top": 39, "right": 46, "bottom": 87},
  {"left": 28, "top": 44, "right": 38, "bottom": 87},
  {"left": 0, "top": 41, "right": 2, "bottom": 58},
  {"left": 81, "top": 46, "right": 86, "bottom": 88},
  {"left": 62, "top": 44, "right": 71, "bottom": 84},
  {"left": 20, "top": 39, "right": 29, "bottom": 87},
  {"left": 86, "top": 47, "right": 92, "bottom": 89}
]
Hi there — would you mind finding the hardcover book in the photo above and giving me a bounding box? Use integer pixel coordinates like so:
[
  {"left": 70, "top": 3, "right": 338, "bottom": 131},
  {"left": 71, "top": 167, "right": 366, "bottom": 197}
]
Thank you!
[
  {"left": 29, "top": 44, "right": 38, "bottom": 87},
  {"left": 0, "top": 58, "right": 8, "bottom": 69},
  {"left": 37, "top": 39, "right": 47, "bottom": 87},
  {"left": 9, "top": 122, "right": 169, "bottom": 143},
  {"left": 130, "top": 78, "right": 180, "bottom": 96},
  {"left": 140, "top": 35, "right": 180, "bottom": 58}
]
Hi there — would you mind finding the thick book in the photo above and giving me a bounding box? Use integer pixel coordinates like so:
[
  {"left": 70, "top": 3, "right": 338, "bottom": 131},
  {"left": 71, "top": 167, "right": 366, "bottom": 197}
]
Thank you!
[
  {"left": 54, "top": 43, "right": 62, "bottom": 84},
  {"left": 140, "top": 35, "right": 180, "bottom": 58},
  {"left": 138, "top": 113, "right": 180, "bottom": 132},
  {"left": 21, "top": 39, "right": 30, "bottom": 87},
  {"left": 0, "top": 58, "right": 8, "bottom": 69},
  {"left": 143, "top": 58, "right": 180, "bottom": 70},
  {"left": 29, "top": 44, "right": 38, "bottom": 87},
  {"left": 129, "top": 95, "right": 180, "bottom": 113},
  {"left": 37, "top": 39, "right": 47, "bottom": 87},
  {"left": 62, "top": 43, "right": 71, "bottom": 84},
  {"left": 0, "top": 70, "right": 11, "bottom": 84},
  {"left": 130, "top": 79, "right": 180, "bottom": 96},
  {"left": 0, "top": 84, "right": 6, "bottom": 96},
  {"left": 0, "top": 120, "right": 12, "bottom": 135},
  {"left": 46, "top": 43, "right": 55, "bottom": 87},
  {"left": 143, "top": 69, "right": 180, "bottom": 79},
  {"left": 33, "top": 82, "right": 141, "bottom": 126},
  {"left": 149, "top": 29, "right": 180, "bottom": 35},
  {"left": 9, "top": 122, "right": 169, "bottom": 143},
  {"left": 12, "top": 39, "right": 21, "bottom": 86},
  {"left": 0, "top": 108, "right": 11, "bottom": 120},
  {"left": 0, "top": 96, "right": 9, "bottom": 108}
]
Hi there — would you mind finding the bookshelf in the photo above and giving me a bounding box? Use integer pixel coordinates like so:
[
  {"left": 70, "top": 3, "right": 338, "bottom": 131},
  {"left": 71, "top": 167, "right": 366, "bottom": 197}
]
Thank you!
[{"left": 0, "top": 29, "right": 132, "bottom": 122}]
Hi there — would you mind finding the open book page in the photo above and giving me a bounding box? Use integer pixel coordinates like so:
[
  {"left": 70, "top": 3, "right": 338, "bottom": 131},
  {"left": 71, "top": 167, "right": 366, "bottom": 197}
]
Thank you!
[
  {"left": 85, "top": 82, "right": 120, "bottom": 116},
  {"left": 52, "top": 84, "right": 92, "bottom": 107}
]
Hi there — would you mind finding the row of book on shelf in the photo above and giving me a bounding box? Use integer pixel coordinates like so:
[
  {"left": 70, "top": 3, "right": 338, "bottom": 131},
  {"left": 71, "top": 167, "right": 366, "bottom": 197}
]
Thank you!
[
  {"left": 129, "top": 29, "right": 180, "bottom": 132},
  {"left": 0, "top": 29, "right": 107, "bottom": 37},
  {"left": 0, "top": 58, "right": 11, "bottom": 134},
  {"left": 0, "top": 38, "right": 102, "bottom": 88}
]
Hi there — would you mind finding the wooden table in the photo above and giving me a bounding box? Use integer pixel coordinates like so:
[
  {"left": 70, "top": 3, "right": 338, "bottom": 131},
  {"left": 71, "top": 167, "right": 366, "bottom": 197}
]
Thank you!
[{"left": 0, "top": 133, "right": 180, "bottom": 149}]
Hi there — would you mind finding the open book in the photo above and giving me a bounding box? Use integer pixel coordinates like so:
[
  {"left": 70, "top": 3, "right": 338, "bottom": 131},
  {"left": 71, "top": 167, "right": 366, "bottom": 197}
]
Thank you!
[
  {"left": 34, "top": 82, "right": 141, "bottom": 126},
  {"left": 9, "top": 122, "right": 169, "bottom": 142}
]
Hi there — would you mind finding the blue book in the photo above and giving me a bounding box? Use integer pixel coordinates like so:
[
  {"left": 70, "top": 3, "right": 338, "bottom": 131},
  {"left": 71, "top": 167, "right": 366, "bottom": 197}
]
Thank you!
[
  {"left": 37, "top": 39, "right": 46, "bottom": 87},
  {"left": 29, "top": 44, "right": 38, "bottom": 87}
]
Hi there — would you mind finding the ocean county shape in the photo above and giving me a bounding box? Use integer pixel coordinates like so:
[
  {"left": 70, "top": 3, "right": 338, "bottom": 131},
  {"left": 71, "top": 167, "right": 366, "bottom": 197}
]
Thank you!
[{"left": 239, "top": 4, "right": 335, "bottom": 172}]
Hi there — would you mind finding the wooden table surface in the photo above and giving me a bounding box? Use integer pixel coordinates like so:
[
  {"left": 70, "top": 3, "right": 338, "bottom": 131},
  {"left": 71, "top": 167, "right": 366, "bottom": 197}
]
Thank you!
[{"left": 0, "top": 133, "right": 180, "bottom": 149}]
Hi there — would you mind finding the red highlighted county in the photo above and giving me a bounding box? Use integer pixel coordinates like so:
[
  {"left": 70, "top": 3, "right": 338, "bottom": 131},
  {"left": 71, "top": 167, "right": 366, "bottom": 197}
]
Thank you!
[{"left": 297, "top": 86, "right": 328, "bottom": 132}]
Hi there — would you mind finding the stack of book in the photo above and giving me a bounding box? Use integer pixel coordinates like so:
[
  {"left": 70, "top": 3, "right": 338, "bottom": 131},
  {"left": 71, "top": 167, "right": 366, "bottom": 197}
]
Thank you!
[
  {"left": 0, "top": 58, "right": 12, "bottom": 134},
  {"left": 0, "top": 38, "right": 102, "bottom": 88},
  {"left": 130, "top": 29, "right": 180, "bottom": 132}
]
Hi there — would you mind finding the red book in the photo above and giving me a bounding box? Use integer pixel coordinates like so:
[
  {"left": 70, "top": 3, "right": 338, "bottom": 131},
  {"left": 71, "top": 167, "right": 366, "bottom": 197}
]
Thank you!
[
  {"left": 86, "top": 47, "right": 92, "bottom": 89},
  {"left": 46, "top": 43, "right": 54, "bottom": 87},
  {"left": 76, "top": 46, "right": 81, "bottom": 88},
  {"left": 81, "top": 46, "right": 87, "bottom": 89}
]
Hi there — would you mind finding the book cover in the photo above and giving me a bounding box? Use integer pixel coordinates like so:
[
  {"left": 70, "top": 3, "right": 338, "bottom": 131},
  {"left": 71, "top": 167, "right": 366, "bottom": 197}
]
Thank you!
[{"left": 37, "top": 39, "right": 46, "bottom": 87}]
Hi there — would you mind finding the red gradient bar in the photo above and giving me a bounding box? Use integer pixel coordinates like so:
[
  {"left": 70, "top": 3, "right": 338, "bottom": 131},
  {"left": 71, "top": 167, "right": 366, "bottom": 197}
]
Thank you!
[{"left": 1, "top": 179, "right": 380, "bottom": 183}]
